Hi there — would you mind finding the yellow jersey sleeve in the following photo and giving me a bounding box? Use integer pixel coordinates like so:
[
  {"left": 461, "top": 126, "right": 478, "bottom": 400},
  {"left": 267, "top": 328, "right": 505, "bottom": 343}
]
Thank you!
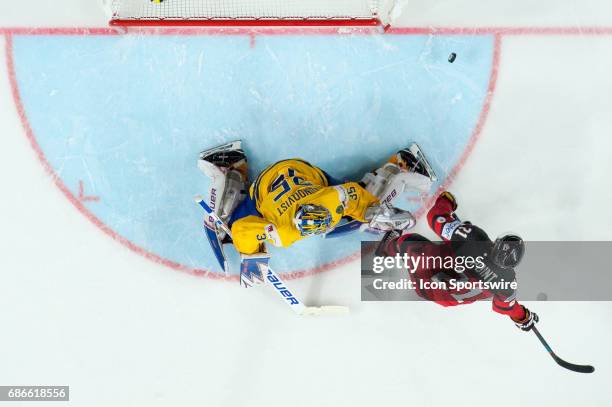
[{"left": 333, "top": 182, "right": 379, "bottom": 222}]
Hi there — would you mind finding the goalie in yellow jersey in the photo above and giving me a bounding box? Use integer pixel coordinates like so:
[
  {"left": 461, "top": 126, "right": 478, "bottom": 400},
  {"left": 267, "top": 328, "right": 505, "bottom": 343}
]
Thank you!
[{"left": 197, "top": 141, "right": 436, "bottom": 287}]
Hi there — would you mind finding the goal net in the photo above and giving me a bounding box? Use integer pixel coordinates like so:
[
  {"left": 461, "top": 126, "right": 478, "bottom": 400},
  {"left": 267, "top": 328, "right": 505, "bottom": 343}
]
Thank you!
[{"left": 108, "top": 0, "right": 381, "bottom": 27}]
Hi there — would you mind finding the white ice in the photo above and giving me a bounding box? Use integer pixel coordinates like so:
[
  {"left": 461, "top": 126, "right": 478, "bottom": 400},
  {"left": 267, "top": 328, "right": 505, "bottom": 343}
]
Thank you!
[{"left": 1, "top": 1, "right": 611, "bottom": 406}]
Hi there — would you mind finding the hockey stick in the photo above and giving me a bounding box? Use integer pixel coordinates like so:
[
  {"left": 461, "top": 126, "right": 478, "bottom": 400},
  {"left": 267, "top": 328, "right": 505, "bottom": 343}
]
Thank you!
[
  {"left": 195, "top": 196, "right": 349, "bottom": 316},
  {"left": 531, "top": 325, "right": 594, "bottom": 373}
]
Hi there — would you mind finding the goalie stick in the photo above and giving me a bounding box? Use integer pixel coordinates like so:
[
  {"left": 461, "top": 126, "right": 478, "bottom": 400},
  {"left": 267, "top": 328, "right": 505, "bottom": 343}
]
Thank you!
[
  {"left": 531, "top": 325, "right": 595, "bottom": 374},
  {"left": 195, "top": 196, "right": 349, "bottom": 316}
]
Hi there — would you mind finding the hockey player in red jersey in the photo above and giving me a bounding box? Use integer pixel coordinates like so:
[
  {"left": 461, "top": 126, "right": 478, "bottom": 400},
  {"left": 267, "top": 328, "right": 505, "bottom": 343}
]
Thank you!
[{"left": 377, "top": 191, "right": 538, "bottom": 331}]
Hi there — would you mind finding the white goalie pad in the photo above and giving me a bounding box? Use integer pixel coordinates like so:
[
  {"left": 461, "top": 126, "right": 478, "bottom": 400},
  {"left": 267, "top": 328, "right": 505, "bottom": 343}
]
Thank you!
[
  {"left": 362, "top": 163, "right": 433, "bottom": 206},
  {"left": 202, "top": 170, "right": 245, "bottom": 227},
  {"left": 197, "top": 158, "right": 246, "bottom": 227}
]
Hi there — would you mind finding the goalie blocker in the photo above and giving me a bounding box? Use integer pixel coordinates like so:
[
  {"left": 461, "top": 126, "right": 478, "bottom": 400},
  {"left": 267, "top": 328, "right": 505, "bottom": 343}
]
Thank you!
[{"left": 195, "top": 196, "right": 349, "bottom": 316}]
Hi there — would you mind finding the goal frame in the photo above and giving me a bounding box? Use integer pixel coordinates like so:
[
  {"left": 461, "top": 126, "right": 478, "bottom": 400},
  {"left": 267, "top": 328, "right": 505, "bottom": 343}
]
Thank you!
[
  {"left": 106, "top": 0, "right": 383, "bottom": 29},
  {"left": 109, "top": 18, "right": 382, "bottom": 28}
]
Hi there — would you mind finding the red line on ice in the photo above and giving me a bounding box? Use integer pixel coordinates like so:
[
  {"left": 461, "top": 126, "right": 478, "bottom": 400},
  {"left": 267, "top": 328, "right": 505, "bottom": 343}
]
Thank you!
[
  {"left": 3, "top": 25, "right": 612, "bottom": 37},
  {"left": 385, "top": 26, "right": 612, "bottom": 36},
  {"left": 4, "top": 33, "right": 234, "bottom": 282},
  {"left": 78, "top": 180, "right": 100, "bottom": 202}
]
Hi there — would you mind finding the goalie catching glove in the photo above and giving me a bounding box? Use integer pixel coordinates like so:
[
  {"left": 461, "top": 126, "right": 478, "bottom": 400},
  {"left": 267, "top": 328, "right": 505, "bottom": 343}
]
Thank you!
[{"left": 365, "top": 202, "right": 416, "bottom": 232}]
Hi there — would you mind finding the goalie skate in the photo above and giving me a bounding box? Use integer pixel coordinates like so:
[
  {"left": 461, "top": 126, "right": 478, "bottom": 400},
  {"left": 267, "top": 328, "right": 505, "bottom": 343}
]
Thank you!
[
  {"left": 394, "top": 143, "right": 438, "bottom": 182},
  {"left": 198, "top": 140, "right": 248, "bottom": 179}
]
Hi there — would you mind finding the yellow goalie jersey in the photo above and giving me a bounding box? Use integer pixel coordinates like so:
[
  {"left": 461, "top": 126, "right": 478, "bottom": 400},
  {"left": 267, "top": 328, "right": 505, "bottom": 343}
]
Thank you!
[{"left": 231, "top": 159, "right": 379, "bottom": 255}]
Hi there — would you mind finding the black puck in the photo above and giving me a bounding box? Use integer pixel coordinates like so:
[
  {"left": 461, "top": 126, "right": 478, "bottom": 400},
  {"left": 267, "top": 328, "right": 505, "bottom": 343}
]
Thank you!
[{"left": 448, "top": 52, "right": 456, "bottom": 63}]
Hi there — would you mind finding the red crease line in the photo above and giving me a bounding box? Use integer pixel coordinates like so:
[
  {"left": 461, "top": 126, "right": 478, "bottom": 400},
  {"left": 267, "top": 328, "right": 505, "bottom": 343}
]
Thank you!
[{"left": 2, "top": 28, "right": 501, "bottom": 280}]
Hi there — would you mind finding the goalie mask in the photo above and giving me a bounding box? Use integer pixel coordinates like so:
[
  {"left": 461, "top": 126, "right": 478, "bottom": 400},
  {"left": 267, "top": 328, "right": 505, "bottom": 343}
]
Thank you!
[
  {"left": 294, "top": 204, "right": 332, "bottom": 236},
  {"left": 491, "top": 234, "right": 525, "bottom": 269}
]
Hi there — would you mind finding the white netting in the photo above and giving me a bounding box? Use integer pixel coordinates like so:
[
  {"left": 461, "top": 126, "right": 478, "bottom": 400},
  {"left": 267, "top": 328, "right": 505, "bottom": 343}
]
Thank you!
[{"left": 111, "top": 0, "right": 379, "bottom": 21}]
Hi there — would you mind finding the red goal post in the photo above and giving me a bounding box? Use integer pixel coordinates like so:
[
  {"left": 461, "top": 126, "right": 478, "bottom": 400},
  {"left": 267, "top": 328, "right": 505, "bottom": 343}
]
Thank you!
[{"left": 106, "top": 0, "right": 383, "bottom": 28}]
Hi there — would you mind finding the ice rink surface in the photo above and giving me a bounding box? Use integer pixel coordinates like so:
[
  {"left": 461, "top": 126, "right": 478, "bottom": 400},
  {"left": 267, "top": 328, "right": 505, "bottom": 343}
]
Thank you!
[{"left": 1, "top": 1, "right": 612, "bottom": 406}]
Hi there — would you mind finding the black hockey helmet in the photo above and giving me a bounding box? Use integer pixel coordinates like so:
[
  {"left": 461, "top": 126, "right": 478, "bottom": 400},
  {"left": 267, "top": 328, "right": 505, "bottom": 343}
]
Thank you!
[{"left": 491, "top": 234, "right": 525, "bottom": 269}]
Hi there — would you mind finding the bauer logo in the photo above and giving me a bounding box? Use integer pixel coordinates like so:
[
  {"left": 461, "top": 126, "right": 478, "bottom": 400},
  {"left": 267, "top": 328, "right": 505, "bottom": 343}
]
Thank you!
[
  {"left": 382, "top": 189, "right": 398, "bottom": 204},
  {"left": 207, "top": 189, "right": 217, "bottom": 225},
  {"left": 9, "top": 33, "right": 497, "bottom": 275},
  {"left": 267, "top": 270, "right": 299, "bottom": 305}
]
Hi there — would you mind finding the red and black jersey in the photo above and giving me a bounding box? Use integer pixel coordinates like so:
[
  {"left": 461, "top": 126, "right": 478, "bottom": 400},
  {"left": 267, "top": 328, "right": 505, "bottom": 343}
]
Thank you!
[
  {"left": 383, "top": 193, "right": 526, "bottom": 320},
  {"left": 386, "top": 234, "right": 492, "bottom": 306}
]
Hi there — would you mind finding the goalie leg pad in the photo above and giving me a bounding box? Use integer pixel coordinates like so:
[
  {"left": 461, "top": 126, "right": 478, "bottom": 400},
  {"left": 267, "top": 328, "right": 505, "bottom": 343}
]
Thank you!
[
  {"left": 198, "top": 169, "right": 247, "bottom": 227},
  {"left": 361, "top": 163, "right": 433, "bottom": 205},
  {"left": 221, "top": 170, "right": 246, "bottom": 221},
  {"left": 361, "top": 162, "right": 401, "bottom": 201},
  {"left": 198, "top": 140, "right": 249, "bottom": 225},
  {"left": 198, "top": 141, "right": 249, "bottom": 273},
  {"left": 205, "top": 224, "right": 229, "bottom": 273}
]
